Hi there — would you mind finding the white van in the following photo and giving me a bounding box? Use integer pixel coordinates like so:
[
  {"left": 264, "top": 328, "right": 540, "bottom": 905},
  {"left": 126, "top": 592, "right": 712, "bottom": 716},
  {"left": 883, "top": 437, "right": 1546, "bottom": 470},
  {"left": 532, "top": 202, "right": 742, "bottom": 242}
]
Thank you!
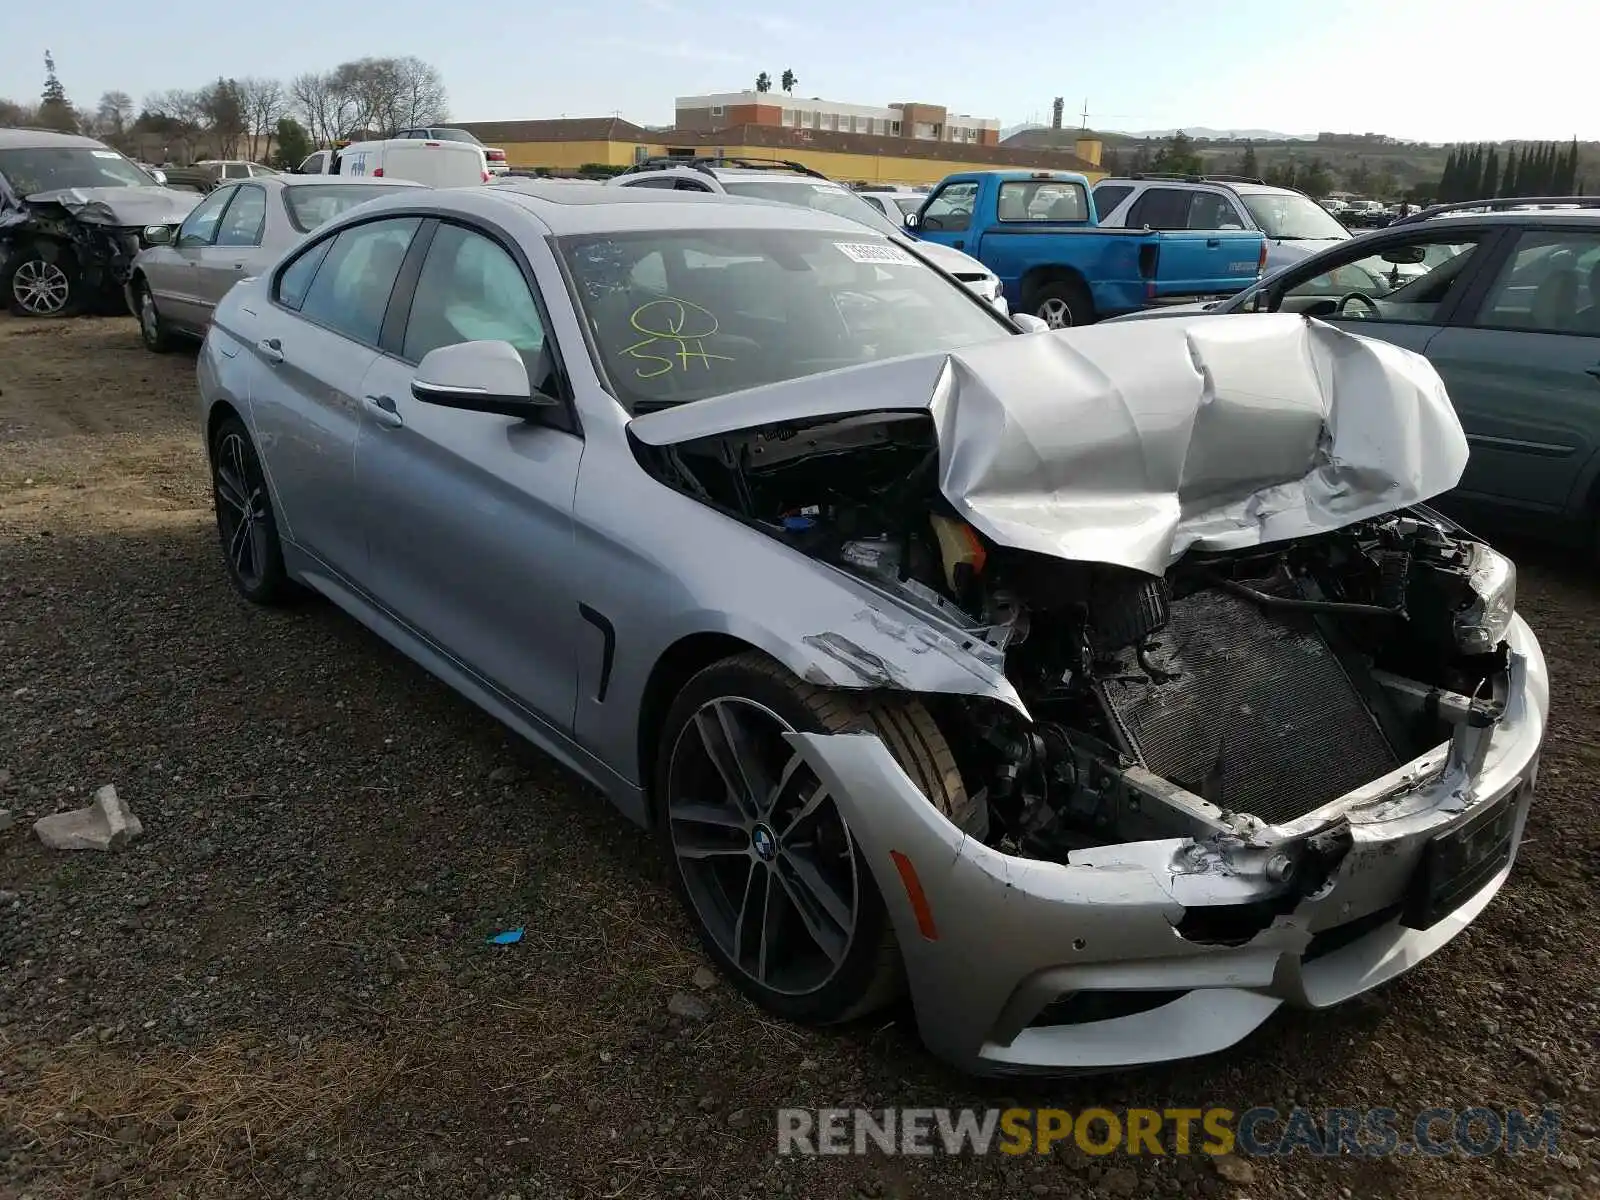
[{"left": 299, "top": 138, "right": 489, "bottom": 188}]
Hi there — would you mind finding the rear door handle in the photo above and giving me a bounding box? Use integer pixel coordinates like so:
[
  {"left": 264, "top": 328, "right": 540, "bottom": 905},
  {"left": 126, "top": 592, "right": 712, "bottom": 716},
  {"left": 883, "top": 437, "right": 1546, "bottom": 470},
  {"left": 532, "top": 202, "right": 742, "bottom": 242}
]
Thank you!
[
  {"left": 364, "top": 394, "right": 404, "bottom": 429},
  {"left": 1206, "top": 237, "right": 1221, "bottom": 247},
  {"left": 1586, "top": 366, "right": 1600, "bottom": 382},
  {"left": 953, "top": 239, "right": 965, "bottom": 250},
  {"left": 256, "top": 337, "right": 283, "bottom": 365}
]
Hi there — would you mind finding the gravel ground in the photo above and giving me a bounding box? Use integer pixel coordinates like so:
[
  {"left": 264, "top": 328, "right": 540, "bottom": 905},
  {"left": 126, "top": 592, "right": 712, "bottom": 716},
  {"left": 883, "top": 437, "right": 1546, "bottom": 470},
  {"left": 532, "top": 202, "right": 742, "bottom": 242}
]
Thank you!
[{"left": 0, "top": 315, "right": 1596, "bottom": 1200}]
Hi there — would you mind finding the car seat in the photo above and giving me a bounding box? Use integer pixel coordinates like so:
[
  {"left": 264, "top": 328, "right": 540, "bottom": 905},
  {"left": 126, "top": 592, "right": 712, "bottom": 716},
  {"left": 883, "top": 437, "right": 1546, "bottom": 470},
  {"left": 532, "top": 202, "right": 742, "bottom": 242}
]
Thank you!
[
  {"left": 1528, "top": 269, "right": 1580, "bottom": 331},
  {"left": 997, "top": 191, "right": 1028, "bottom": 221}
]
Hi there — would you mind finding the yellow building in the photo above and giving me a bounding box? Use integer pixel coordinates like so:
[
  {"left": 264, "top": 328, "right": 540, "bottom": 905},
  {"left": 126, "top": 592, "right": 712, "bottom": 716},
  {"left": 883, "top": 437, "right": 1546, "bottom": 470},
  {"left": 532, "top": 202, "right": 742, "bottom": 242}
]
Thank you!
[{"left": 456, "top": 118, "right": 1105, "bottom": 187}]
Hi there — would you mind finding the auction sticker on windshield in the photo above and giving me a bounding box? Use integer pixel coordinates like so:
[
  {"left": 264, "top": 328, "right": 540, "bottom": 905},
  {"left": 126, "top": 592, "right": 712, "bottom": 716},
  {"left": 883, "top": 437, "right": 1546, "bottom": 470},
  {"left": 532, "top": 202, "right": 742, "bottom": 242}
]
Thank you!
[{"left": 837, "top": 242, "right": 915, "bottom": 265}]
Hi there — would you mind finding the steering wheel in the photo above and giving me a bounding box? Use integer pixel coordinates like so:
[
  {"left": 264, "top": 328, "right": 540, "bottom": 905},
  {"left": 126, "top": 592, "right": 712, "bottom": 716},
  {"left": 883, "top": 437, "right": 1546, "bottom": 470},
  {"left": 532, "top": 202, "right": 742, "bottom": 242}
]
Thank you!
[{"left": 1336, "top": 292, "right": 1380, "bottom": 319}]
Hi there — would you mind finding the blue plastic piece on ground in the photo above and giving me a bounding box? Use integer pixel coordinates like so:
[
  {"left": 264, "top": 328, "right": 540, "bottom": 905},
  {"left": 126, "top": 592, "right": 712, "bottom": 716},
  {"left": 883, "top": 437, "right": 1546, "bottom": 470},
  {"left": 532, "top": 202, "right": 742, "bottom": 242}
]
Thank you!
[
  {"left": 487, "top": 927, "right": 524, "bottom": 945},
  {"left": 783, "top": 515, "right": 815, "bottom": 532}
]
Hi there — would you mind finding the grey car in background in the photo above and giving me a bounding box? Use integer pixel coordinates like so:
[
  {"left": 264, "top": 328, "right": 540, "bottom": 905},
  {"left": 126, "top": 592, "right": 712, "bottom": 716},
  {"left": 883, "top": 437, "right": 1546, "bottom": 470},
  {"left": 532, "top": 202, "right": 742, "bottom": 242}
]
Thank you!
[
  {"left": 195, "top": 182, "right": 1543, "bottom": 1075},
  {"left": 127, "top": 174, "right": 423, "bottom": 350}
]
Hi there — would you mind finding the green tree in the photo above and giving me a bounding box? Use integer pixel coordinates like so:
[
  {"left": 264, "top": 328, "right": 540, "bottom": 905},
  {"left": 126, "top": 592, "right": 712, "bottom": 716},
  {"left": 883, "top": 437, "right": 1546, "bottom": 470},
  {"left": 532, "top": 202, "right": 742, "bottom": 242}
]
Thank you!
[
  {"left": 1437, "top": 147, "right": 1458, "bottom": 202},
  {"left": 1152, "top": 130, "right": 1201, "bottom": 175},
  {"left": 37, "top": 50, "right": 77, "bottom": 132},
  {"left": 1236, "top": 140, "right": 1259, "bottom": 178},
  {"left": 1481, "top": 146, "right": 1499, "bottom": 199},
  {"left": 1500, "top": 146, "right": 1518, "bottom": 197},
  {"left": 754, "top": 72, "right": 771, "bottom": 94},
  {"left": 271, "top": 116, "right": 311, "bottom": 168},
  {"left": 780, "top": 69, "right": 797, "bottom": 95},
  {"left": 1301, "top": 157, "right": 1333, "bottom": 197}
]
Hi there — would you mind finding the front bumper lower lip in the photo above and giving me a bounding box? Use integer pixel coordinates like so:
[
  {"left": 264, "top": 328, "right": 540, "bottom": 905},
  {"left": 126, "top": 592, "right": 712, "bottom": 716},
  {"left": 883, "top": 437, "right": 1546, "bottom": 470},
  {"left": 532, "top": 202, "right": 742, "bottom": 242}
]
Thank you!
[{"left": 787, "top": 614, "right": 1547, "bottom": 1076}]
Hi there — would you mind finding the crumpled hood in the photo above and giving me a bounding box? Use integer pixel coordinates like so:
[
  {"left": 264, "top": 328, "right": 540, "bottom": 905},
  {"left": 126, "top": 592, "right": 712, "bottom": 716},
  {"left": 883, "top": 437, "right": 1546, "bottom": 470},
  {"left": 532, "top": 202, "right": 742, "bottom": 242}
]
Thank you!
[
  {"left": 628, "top": 314, "right": 1469, "bottom": 576},
  {"left": 24, "top": 185, "right": 200, "bottom": 226}
]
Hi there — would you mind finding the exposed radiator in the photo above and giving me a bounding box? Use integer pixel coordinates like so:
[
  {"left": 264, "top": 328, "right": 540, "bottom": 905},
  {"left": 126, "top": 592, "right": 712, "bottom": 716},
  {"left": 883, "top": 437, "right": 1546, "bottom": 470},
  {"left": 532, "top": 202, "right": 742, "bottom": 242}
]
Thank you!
[{"left": 1097, "top": 586, "right": 1399, "bottom": 826}]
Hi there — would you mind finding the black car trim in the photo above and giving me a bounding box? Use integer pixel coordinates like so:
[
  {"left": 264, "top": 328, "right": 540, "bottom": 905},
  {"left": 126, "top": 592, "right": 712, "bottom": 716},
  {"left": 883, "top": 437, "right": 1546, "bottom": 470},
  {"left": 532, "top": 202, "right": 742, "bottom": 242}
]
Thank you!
[{"left": 578, "top": 604, "right": 616, "bottom": 702}]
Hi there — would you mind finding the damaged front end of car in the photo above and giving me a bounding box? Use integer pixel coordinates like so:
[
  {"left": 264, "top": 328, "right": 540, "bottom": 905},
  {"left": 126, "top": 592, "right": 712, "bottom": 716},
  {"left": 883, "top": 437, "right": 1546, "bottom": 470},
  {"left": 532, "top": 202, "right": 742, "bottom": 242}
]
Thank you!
[
  {"left": 629, "top": 314, "right": 1547, "bottom": 1073},
  {"left": 1, "top": 186, "right": 198, "bottom": 313}
]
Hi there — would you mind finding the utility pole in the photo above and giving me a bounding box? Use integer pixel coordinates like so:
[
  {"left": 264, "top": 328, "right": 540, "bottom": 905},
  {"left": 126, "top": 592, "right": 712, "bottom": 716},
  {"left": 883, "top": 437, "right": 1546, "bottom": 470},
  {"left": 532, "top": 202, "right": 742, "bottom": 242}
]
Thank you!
[
  {"left": 1051, "top": 97, "right": 1064, "bottom": 130},
  {"left": 1080, "top": 99, "right": 1090, "bottom": 130}
]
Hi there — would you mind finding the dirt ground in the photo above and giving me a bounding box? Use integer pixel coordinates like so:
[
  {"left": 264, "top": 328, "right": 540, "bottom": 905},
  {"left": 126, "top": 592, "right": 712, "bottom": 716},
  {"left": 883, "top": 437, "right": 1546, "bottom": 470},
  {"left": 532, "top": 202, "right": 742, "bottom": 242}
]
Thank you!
[{"left": 0, "top": 315, "right": 1596, "bottom": 1200}]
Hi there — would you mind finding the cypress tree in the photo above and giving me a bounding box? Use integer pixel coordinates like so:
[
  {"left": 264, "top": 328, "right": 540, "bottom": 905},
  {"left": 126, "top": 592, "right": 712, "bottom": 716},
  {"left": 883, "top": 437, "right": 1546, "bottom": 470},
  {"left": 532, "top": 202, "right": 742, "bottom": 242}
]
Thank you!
[
  {"left": 1482, "top": 146, "right": 1500, "bottom": 199},
  {"left": 1438, "top": 147, "right": 1457, "bottom": 202},
  {"left": 1500, "top": 146, "right": 1518, "bottom": 197}
]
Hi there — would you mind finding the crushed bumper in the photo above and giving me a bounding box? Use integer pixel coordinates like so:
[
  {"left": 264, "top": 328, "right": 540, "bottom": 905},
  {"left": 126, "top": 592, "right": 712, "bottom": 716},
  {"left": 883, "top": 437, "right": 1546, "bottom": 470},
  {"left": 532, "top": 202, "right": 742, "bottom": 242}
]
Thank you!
[{"left": 787, "top": 616, "right": 1547, "bottom": 1076}]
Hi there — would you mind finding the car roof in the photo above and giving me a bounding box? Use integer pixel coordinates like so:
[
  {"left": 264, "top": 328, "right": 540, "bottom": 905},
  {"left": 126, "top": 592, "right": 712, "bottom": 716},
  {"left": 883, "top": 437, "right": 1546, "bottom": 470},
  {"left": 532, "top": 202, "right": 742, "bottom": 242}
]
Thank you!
[
  {"left": 0, "top": 128, "right": 110, "bottom": 151},
  {"left": 347, "top": 179, "right": 881, "bottom": 236},
  {"left": 211, "top": 174, "right": 424, "bottom": 191}
]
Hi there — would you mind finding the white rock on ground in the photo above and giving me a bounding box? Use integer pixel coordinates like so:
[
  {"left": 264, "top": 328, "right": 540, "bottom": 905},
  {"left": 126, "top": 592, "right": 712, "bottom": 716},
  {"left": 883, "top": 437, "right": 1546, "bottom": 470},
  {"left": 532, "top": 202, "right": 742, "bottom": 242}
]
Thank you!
[{"left": 33, "top": 785, "right": 143, "bottom": 851}]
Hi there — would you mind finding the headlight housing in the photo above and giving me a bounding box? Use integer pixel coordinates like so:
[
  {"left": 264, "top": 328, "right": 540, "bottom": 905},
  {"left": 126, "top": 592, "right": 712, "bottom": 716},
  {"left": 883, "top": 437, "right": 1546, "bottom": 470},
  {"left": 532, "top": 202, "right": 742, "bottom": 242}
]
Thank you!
[{"left": 1455, "top": 544, "right": 1516, "bottom": 655}]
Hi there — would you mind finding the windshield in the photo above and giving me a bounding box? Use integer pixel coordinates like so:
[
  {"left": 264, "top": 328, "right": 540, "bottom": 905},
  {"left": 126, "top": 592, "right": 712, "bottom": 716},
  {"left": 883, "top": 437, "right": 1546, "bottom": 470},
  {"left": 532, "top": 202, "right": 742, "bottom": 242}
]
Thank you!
[
  {"left": 0, "top": 146, "right": 155, "bottom": 195},
  {"left": 720, "top": 179, "right": 907, "bottom": 238},
  {"left": 893, "top": 196, "right": 922, "bottom": 216},
  {"left": 283, "top": 183, "right": 417, "bottom": 232},
  {"left": 1240, "top": 192, "right": 1349, "bottom": 240},
  {"left": 558, "top": 228, "right": 1010, "bottom": 413}
]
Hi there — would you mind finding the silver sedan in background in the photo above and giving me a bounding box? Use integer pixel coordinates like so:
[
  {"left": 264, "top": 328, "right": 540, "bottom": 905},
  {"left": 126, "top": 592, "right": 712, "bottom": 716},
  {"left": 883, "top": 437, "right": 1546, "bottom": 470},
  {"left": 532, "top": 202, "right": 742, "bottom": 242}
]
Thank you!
[
  {"left": 127, "top": 174, "right": 424, "bottom": 351},
  {"left": 195, "top": 182, "right": 1543, "bottom": 1075}
]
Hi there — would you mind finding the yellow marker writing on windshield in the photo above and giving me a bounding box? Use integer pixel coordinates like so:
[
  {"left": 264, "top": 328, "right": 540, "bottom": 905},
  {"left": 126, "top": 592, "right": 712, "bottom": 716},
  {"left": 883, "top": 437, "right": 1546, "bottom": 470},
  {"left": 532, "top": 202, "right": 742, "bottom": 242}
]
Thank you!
[{"left": 621, "top": 297, "right": 733, "bottom": 379}]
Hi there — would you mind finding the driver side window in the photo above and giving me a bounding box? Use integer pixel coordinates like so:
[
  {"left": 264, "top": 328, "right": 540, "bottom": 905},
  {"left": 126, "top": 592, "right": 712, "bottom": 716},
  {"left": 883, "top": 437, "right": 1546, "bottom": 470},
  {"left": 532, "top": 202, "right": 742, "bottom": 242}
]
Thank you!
[
  {"left": 920, "top": 181, "right": 977, "bottom": 232},
  {"left": 176, "top": 187, "right": 234, "bottom": 248},
  {"left": 1282, "top": 234, "right": 1483, "bottom": 324}
]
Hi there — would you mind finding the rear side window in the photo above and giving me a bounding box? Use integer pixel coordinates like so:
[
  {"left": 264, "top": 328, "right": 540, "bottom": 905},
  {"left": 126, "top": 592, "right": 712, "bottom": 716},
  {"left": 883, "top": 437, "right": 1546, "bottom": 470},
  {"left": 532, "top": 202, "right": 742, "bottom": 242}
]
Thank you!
[
  {"left": 1128, "top": 187, "right": 1190, "bottom": 230},
  {"left": 622, "top": 176, "right": 678, "bottom": 189},
  {"left": 1187, "top": 192, "right": 1243, "bottom": 230},
  {"left": 295, "top": 217, "right": 421, "bottom": 343},
  {"left": 1091, "top": 184, "right": 1134, "bottom": 218}
]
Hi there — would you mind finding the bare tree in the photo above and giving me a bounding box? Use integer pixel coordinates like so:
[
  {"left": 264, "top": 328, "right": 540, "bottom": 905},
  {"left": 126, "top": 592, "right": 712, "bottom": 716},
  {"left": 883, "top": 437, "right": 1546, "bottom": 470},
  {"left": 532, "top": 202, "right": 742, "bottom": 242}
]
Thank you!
[
  {"left": 290, "top": 70, "right": 357, "bottom": 148},
  {"left": 0, "top": 98, "right": 38, "bottom": 127},
  {"left": 391, "top": 57, "right": 448, "bottom": 129},
  {"left": 95, "top": 90, "right": 134, "bottom": 146},
  {"left": 199, "top": 78, "right": 247, "bottom": 158},
  {"left": 239, "top": 77, "right": 287, "bottom": 160},
  {"left": 138, "top": 89, "right": 205, "bottom": 162}
]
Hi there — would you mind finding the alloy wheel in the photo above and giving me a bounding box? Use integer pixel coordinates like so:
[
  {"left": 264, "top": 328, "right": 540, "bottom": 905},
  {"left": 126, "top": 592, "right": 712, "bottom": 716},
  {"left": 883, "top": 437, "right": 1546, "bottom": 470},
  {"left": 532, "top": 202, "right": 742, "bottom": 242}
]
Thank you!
[
  {"left": 12, "top": 259, "right": 70, "bottom": 315},
  {"left": 213, "top": 432, "right": 270, "bottom": 591},
  {"left": 139, "top": 289, "right": 162, "bottom": 344},
  {"left": 1038, "top": 296, "right": 1075, "bottom": 328},
  {"left": 666, "top": 697, "right": 860, "bottom": 996}
]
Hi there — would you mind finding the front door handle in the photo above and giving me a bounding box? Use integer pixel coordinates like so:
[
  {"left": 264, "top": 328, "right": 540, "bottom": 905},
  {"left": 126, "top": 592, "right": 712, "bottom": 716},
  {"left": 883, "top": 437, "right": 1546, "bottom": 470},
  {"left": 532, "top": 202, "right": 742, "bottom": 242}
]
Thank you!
[
  {"left": 1206, "top": 237, "right": 1221, "bottom": 247},
  {"left": 953, "top": 239, "right": 965, "bottom": 250},
  {"left": 257, "top": 337, "right": 283, "bottom": 365},
  {"left": 364, "top": 394, "right": 404, "bottom": 429},
  {"left": 1586, "top": 366, "right": 1600, "bottom": 382}
]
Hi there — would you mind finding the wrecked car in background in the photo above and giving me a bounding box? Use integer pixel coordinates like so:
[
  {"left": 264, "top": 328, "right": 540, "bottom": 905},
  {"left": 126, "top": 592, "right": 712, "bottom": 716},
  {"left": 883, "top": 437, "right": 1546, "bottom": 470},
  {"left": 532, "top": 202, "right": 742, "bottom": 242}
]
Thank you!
[
  {"left": 197, "top": 184, "right": 1545, "bottom": 1076},
  {"left": 0, "top": 129, "right": 200, "bottom": 316}
]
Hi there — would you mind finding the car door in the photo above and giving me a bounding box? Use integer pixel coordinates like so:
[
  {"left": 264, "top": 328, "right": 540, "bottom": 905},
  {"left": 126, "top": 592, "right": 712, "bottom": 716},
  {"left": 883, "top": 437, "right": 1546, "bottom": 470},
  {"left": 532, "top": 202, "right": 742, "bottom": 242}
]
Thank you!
[
  {"left": 247, "top": 215, "right": 422, "bottom": 579},
  {"left": 1263, "top": 226, "right": 1499, "bottom": 358},
  {"left": 194, "top": 183, "right": 267, "bottom": 314},
  {"left": 913, "top": 178, "right": 980, "bottom": 251},
  {"left": 353, "top": 219, "right": 583, "bottom": 730},
  {"left": 1424, "top": 228, "right": 1600, "bottom": 517},
  {"left": 155, "top": 185, "right": 235, "bottom": 333}
]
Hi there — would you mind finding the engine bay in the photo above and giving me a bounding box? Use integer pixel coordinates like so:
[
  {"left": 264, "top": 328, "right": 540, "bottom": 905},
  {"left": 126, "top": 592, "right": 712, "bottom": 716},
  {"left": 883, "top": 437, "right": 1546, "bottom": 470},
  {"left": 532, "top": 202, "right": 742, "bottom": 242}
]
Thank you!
[{"left": 640, "top": 409, "right": 1517, "bottom": 864}]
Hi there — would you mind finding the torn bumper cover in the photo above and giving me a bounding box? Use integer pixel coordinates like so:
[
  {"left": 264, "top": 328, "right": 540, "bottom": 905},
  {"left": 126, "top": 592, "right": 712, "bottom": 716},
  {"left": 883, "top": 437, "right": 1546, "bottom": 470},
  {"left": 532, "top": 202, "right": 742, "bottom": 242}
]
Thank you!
[{"left": 787, "top": 616, "right": 1546, "bottom": 1076}]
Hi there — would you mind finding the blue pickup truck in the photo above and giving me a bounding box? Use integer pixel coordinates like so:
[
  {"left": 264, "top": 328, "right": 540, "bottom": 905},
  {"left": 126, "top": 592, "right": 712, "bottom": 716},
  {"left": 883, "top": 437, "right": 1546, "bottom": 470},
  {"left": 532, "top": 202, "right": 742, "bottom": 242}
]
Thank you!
[{"left": 905, "top": 170, "right": 1267, "bottom": 327}]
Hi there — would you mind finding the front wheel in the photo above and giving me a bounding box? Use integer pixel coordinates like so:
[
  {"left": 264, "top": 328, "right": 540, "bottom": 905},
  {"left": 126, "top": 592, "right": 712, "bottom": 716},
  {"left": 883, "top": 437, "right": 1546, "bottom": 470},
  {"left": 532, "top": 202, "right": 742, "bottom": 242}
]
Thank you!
[
  {"left": 135, "top": 279, "right": 174, "bottom": 352},
  {"left": 5, "top": 243, "right": 80, "bottom": 317},
  {"left": 1031, "top": 279, "right": 1093, "bottom": 328},
  {"left": 655, "top": 652, "right": 973, "bottom": 1025}
]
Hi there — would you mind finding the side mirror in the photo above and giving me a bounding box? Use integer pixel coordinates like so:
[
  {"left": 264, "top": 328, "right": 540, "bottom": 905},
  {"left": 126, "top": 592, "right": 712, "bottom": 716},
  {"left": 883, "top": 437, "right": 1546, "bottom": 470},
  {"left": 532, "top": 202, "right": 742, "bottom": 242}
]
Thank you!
[
  {"left": 902, "top": 211, "right": 920, "bottom": 230},
  {"left": 1012, "top": 313, "right": 1050, "bottom": 333},
  {"left": 151, "top": 168, "right": 168, "bottom": 185},
  {"left": 411, "top": 340, "right": 559, "bottom": 415},
  {"left": 142, "top": 224, "right": 173, "bottom": 246}
]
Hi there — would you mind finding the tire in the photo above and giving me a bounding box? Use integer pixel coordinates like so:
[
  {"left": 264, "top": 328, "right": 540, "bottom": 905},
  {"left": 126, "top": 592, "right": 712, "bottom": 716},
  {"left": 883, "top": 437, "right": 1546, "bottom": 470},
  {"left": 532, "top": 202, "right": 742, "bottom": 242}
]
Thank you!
[
  {"left": 134, "top": 278, "right": 174, "bottom": 352},
  {"left": 4, "top": 241, "right": 81, "bottom": 317},
  {"left": 209, "top": 416, "right": 293, "bottom": 605},
  {"left": 654, "top": 650, "right": 974, "bottom": 1025},
  {"left": 1031, "top": 278, "right": 1093, "bottom": 328}
]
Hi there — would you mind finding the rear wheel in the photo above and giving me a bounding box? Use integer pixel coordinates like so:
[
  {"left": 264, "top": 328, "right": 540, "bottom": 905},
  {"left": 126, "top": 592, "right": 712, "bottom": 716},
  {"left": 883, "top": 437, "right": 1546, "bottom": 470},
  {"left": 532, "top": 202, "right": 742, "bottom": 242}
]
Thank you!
[
  {"left": 1032, "top": 279, "right": 1093, "bottom": 328},
  {"left": 210, "top": 416, "right": 292, "bottom": 605},
  {"left": 5, "top": 242, "right": 80, "bottom": 317},
  {"left": 655, "top": 652, "right": 973, "bottom": 1024}
]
